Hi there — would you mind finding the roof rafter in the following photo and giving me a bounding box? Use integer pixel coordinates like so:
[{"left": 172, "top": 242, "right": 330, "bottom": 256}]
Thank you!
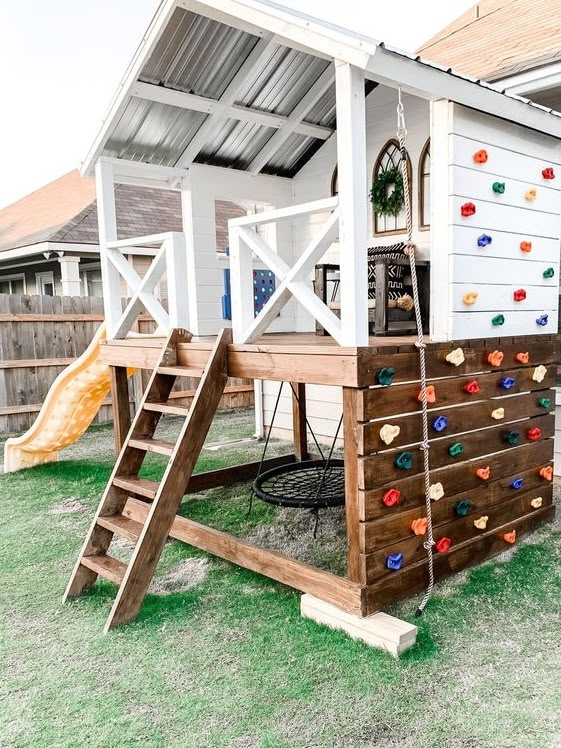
[
  {"left": 130, "top": 80, "right": 333, "bottom": 141},
  {"left": 249, "top": 63, "right": 335, "bottom": 175},
  {"left": 175, "top": 33, "right": 277, "bottom": 168}
]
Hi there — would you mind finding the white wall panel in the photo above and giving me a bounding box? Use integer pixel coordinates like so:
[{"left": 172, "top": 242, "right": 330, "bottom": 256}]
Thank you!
[
  {"left": 450, "top": 196, "right": 560, "bottom": 238},
  {"left": 451, "top": 254, "right": 559, "bottom": 285},
  {"left": 451, "top": 226, "right": 559, "bottom": 262},
  {"left": 452, "top": 282, "right": 558, "bottom": 312},
  {"left": 451, "top": 309, "right": 556, "bottom": 338}
]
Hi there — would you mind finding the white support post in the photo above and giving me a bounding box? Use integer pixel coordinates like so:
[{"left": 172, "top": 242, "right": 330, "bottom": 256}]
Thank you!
[
  {"left": 180, "top": 173, "right": 201, "bottom": 335},
  {"left": 335, "top": 61, "right": 369, "bottom": 347},
  {"left": 164, "top": 234, "right": 190, "bottom": 330},
  {"left": 58, "top": 255, "right": 81, "bottom": 296},
  {"left": 95, "top": 159, "right": 122, "bottom": 338},
  {"left": 228, "top": 227, "right": 255, "bottom": 343}
]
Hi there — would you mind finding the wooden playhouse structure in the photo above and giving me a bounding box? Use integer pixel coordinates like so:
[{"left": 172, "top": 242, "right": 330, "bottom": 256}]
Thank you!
[{"left": 58, "top": 0, "right": 561, "bottom": 637}]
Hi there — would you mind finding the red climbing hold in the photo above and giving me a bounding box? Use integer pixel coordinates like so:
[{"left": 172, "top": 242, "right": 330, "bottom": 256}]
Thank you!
[
  {"left": 382, "top": 488, "right": 401, "bottom": 507},
  {"left": 513, "top": 289, "right": 527, "bottom": 302},
  {"left": 473, "top": 150, "right": 488, "bottom": 164},
  {"left": 464, "top": 380, "right": 480, "bottom": 395},
  {"left": 542, "top": 167, "right": 555, "bottom": 180},
  {"left": 461, "top": 202, "right": 476, "bottom": 217},
  {"left": 515, "top": 352, "right": 529, "bottom": 364},
  {"left": 527, "top": 427, "right": 542, "bottom": 441},
  {"left": 436, "top": 537, "right": 452, "bottom": 553}
]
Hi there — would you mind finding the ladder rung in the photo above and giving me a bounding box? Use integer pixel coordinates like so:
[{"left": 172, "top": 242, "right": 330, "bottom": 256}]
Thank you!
[
  {"left": 81, "top": 554, "right": 127, "bottom": 585},
  {"left": 143, "top": 402, "right": 190, "bottom": 417},
  {"left": 97, "top": 514, "right": 143, "bottom": 543},
  {"left": 158, "top": 365, "right": 204, "bottom": 378},
  {"left": 129, "top": 438, "right": 175, "bottom": 457},
  {"left": 113, "top": 475, "right": 160, "bottom": 500}
]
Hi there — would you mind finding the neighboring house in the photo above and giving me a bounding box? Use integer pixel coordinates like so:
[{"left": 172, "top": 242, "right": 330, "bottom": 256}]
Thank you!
[
  {"left": 419, "top": 0, "right": 561, "bottom": 472},
  {"left": 0, "top": 170, "right": 244, "bottom": 298}
]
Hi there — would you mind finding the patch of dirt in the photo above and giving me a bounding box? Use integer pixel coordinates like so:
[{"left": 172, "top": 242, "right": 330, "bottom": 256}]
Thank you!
[
  {"left": 49, "top": 498, "right": 88, "bottom": 514},
  {"left": 149, "top": 557, "right": 209, "bottom": 594}
]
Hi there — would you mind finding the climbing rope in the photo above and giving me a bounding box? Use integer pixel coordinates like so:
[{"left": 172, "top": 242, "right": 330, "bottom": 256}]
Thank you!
[{"left": 396, "top": 89, "right": 435, "bottom": 616}]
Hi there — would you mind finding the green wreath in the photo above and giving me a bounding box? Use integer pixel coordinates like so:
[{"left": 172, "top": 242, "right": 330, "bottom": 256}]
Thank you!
[{"left": 370, "top": 167, "right": 405, "bottom": 217}]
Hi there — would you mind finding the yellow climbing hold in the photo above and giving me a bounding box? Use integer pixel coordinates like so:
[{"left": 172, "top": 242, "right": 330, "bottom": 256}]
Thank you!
[
  {"left": 446, "top": 348, "right": 465, "bottom": 367},
  {"left": 531, "top": 497, "right": 543, "bottom": 509},
  {"left": 474, "top": 516, "right": 489, "bottom": 530},
  {"left": 533, "top": 365, "right": 547, "bottom": 383},
  {"left": 429, "top": 482, "right": 445, "bottom": 501},
  {"left": 379, "top": 424, "right": 401, "bottom": 446},
  {"left": 491, "top": 407, "right": 505, "bottom": 420},
  {"left": 463, "top": 292, "right": 478, "bottom": 306},
  {"left": 525, "top": 188, "right": 538, "bottom": 201}
]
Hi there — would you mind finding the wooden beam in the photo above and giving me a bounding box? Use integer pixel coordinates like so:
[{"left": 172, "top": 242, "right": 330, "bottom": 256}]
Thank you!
[
  {"left": 110, "top": 366, "right": 131, "bottom": 454},
  {"left": 249, "top": 64, "right": 335, "bottom": 174},
  {"left": 130, "top": 81, "right": 334, "bottom": 141},
  {"left": 187, "top": 454, "right": 295, "bottom": 493},
  {"left": 124, "top": 497, "right": 363, "bottom": 615},
  {"left": 343, "top": 387, "right": 363, "bottom": 587},
  {"left": 291, "top": 383, "right": 308, "bottom": 461}
]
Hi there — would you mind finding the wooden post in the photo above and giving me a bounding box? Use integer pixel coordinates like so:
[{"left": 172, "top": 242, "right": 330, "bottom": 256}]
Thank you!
[
  {"left": 110, "top": 366, "right": 131, "bottom": 454},
  {"left": 342, "top": 387, "right": 363, "bottom": 587},
  {"left": 335, "top": 62, "right": 369, "bottom": 347},
  {"left": 291, "top": 382, "right": 308, "bottom": 461}
]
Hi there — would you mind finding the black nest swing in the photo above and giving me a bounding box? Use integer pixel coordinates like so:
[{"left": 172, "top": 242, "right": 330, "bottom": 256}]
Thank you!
[{"left": 252, "top": 382, "right": 345, "bottom": 525}]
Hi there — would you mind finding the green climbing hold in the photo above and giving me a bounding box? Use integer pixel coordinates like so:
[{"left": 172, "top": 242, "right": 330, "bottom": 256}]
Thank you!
[
  {"left": 506, "top": 430, "right": 520, "bottom": 446},
  {"left": 454, "top": 499, "right": 472, "bottom": 517},
  {"left": 492, "top": 181, "right": 506, "bottom": 194},
  {"left": 537, "top": 397, "right": 551, "bottom": 409},
  {"left": 492, "top": 314, "right": 505, "bottom": 327},
  {"left": 449, "top": 442, "right": 464, "bottom": 457},
  {"left": 395, "top": 452, "right": 413, "bottom": 470},
  {"left": 376, "top": 367, "right": 395, "bottom": 386},
  {"left": 543, "top": 267, "right": 555, "bottom": 279}
]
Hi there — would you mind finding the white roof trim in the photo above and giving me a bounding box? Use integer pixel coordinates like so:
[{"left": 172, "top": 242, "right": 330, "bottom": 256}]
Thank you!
[{"left": 81, "top": 0, "right": 561, "bottom": 178}]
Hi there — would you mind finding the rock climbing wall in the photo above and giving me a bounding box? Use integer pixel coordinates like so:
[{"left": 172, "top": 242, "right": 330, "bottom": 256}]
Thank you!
[
  {"left": 354, "top": 336, "right": 558, "bottom": 615},
  {"left": 431, "top": 103, "right": 561, "bottom": 342}
]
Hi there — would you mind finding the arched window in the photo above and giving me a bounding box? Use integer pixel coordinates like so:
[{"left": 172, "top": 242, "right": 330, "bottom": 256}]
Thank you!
[
  {"left": 419, "top": 139, "right": 431, "bottom": 230},
  {"left": 372, "top": 139, "right": 412, "bottom": 236},
  {"left": 331, "top": 166, "right": 338, "bottom": 197}
]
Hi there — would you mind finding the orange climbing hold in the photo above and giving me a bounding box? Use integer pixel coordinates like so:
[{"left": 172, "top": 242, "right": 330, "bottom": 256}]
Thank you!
[
  {"left": 418, "top": 385, "right": 436, "bottom": 403},
  {"left": 463, "top": 292, "right": 478, "bottom": 306},
  {"left": 411, "top": 518, "right": 428, "bottom": 536},
  {"left": 487, "top": 350, "right": 504, "bottom": 367},
  {"left": 473, "top": 149, "right": 488, "bottom": 164},
  {"left": 520, "top": 241, "right": 532, "bottom": 253},
  {"left": 525, "top": 188, "right": 537, "bottom": 201},
  {"left": 515, "top": 352, "right": 529, "bottom": 364},
  {"left": 503, "top": 530, "right": 517, "bottom": 544},
  {"left": 476, "top": 467, "right": 491, "bottom": 481},
  {"left": 540, "top": 466, "right": 553, "bottom": 482}
]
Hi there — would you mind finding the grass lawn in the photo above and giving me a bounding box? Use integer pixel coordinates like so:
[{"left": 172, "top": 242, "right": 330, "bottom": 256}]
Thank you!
[{"left": 2, "top": 409, "right": 561, "bottom": 748}]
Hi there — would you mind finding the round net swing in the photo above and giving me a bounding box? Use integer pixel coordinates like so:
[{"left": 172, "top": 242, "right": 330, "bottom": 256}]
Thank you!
[{"left": 252, "top": 382, "right": 345, "bottom": 512}]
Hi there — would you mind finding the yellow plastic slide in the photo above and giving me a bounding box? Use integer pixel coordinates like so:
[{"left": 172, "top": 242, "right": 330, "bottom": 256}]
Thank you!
[{"left": 4, "top": 324, "right": 128, "bottom": 473}]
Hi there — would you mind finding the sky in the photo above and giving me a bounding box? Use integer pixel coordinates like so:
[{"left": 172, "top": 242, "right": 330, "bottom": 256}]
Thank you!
[{"left": 0, "top": 0, "right": 474, "bottom": 209}]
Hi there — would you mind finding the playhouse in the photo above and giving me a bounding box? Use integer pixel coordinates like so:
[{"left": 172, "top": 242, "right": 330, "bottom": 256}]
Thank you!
[{"left": 6, "top": 0, "right": 561, "bottom": 641}]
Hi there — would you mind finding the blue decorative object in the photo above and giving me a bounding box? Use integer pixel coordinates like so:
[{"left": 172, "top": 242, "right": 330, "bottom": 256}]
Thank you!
[
  {"left": 536, "top": 314, "right": 549, "bottom": 327},
  {"left": 510, "top": 478, "right": 524, "bottom": 490},
  {"left": 477, "top": 234, "right": 493, "bottom": 247},
  {"left": 432, "top": 416, "right": 449, "bottom": 433},
  {"left": 386, "top": 553, "right": 404, "bottom": 571},
  {"left": 499, "top": 377, "right": 516, "bottom": 390},
  {"left": 221, "top": 269, "right": 232, "bottom": 321},
  {"left": 253, "top": 270, "right": 275, "bottom": 317},
  {"left": 395, "top": 452, "right": 413, "bottom": 470}
]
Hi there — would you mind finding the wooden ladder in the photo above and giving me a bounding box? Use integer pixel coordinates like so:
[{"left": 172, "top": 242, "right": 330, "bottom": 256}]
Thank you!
[{"left": 64, "top": 327, "right": 231, "bottom": 632}]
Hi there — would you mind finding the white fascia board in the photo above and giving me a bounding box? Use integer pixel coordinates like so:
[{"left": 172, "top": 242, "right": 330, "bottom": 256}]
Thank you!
[
  {"left": 366, "top": 46, "right": 561, "bottom": 140},
  {"left": 497, "top": 62, "right": 561, "bottom": 96}
]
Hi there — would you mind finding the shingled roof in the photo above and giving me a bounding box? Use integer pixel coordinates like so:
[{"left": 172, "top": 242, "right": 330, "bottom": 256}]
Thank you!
[{"left": 418, "top": 0, "right": 561, "bottom": 81}]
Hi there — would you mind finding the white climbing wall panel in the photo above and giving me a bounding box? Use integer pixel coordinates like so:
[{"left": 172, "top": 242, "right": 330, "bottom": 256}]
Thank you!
[{"left": 431, "top": 102, "right": 561, "bottom": 341}]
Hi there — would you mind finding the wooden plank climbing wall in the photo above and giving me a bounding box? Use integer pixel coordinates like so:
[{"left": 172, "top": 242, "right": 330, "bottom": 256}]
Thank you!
[{"left": 350, "top": 335, "right": 558, "bottom": 615}]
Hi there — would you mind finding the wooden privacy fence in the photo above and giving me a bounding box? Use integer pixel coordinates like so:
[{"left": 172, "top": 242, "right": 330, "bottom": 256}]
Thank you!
[{"left": 0, "top": 294, "right": 253, "bottom": 435}]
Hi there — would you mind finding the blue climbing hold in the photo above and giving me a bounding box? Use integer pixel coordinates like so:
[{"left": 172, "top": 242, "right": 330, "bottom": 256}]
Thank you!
[
  {"left": 454, "top": 500, "right": 472, "bottom": 517},
  {"left": 386, "top": 553, "right": 404, "bottom": 571},
  {"left": 536, "top": 314, "right": 549, "bottom": 327},
  {"left": 395, "top": 452, "right": 413, "bottom": 470},
  {"left": 432, "top": 415, "right": 449, "bottom": 433},
  {"left": 477, "top": 234, "right": 493, "bottom": 247},
  {"left": 376, "top": 367, "right": 396, "bottom": 386},
  {"left": 499, "top": 377, "right": 516, "bottom": 390},
  {"left": 510, "top": 478, "right": 524, "bottom": 490},
  {"left": 506, "top": 430, "right": 520, "bottom": 446}
]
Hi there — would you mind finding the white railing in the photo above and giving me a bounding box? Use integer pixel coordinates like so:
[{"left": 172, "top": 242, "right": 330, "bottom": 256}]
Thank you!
[
  {"left": 102, "top": 231, "right": 189, "bottom": 339},
  {"left": 228, "top": 197, "right": 342, "bottom": 344}
]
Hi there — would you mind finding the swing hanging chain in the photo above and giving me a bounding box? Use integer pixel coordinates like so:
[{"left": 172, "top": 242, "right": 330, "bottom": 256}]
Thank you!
[{"left": 396, "top": 88, "right": 435, "bottom": 615}]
